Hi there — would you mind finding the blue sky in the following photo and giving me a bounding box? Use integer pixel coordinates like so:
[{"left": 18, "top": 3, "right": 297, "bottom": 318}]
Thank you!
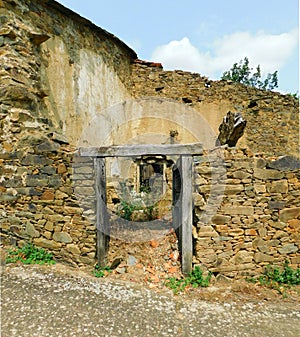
[{"left": 56, "top": 0, "right": 299, "bottom": 94}]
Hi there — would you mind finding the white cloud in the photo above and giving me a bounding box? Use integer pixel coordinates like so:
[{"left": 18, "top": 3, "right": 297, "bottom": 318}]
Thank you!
[{"left": 151, "top": 29, "right": 299, "bottom": 79}]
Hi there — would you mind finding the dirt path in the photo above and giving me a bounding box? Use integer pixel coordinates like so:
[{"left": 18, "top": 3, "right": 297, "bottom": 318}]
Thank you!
[{"left": 1, "top": 264, "right": 300, "bottom": 337}]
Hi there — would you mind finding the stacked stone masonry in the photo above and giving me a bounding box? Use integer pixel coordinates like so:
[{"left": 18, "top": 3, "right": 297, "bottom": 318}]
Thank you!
[
  {"left": 0, "top": 0, "right": 299, "bottom": 277},
  {"left": 193, "top": 147, "right": 300, "bottom": 276}
]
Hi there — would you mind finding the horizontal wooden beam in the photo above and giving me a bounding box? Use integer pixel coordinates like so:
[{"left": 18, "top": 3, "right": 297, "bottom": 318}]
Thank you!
[{"left": 79, "top": 143, "right": 203, "bottom": 157}]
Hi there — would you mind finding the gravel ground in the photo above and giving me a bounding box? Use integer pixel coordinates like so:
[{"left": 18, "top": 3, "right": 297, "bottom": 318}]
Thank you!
[{"left": 1, "top": 264, "right": 300, "bottom": 337}]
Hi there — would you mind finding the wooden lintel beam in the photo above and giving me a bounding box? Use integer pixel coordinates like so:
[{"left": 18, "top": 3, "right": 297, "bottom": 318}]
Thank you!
[{"left": 79, "top": 143, "right": 203, "bottom": 157}]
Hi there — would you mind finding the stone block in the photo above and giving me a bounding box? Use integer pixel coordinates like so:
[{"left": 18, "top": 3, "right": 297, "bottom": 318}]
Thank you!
[
  {"left": 291, "top": 256, "right": 300, "bottom": 264},
  {"left": 195, "top": 166, "right": 211, "bottom": 175},
  {"left": 258, "top": 227, "right": 267, "bottom": 237},
  {"left": 57, "top": 163, "right": 67, "bottom": 174},
  {"left": 267, "top": 180, "right": 288, "bottom": 193},
  {"left": 43, "top": 231, "right": 52, "bottom": 239},
  {"left": 288, "top": 219, "right": 300, "bottom": 229},
  {"left": 66, "top": 243, "right": 81, "bottom": 255},
  {"left": 37, "top": 219, "right": 46, "bottom": 226},
  {"left": 25, "top": 223, "right": 40, "bottom": 238},
  {"left": 45, "top": 221, "right": 54, "bottom": 231},
  {"left": 245, "top": 229, "right": 257, "bottom": 236},
  {"left": 198, "top": 225, "right": 219, "bottom": 237},
  {"left": 0, "top": 194, "right": 18, "bottom": 202},
  {"left": 53, "top": 232, "right": 72, "bottom": 243},
  {"left": 232, "top": 171, "right": 251, "bottom": 180},
  {"left": 290, "top": 232, "right": 300, "bottom": 245},
  {"left": 48, "top": 176, "right": 62, "bottom": 188},
  {"left": 198, "top": 254, "right": 217, "bottom": 264},
  {"left": 222, "top": 206, "right": 254, "bottom": 215},
  {"left": 26, "top": 175, "right": 49, "bottom": 187},
  {"left": 74, "top": 186, "right": 95, "bottom": 196},
  {"left": 47, "top": 214, "right": 64, "bottom": 222},
  {"left": 33, "top": 237, "right": 62, "bottom": 250},
  {"left": 74, "top": 166, "right": 93, "bottom": 174},
  {"left": 63, "top": 206, "right": 83, "bottom": 214},
  {"left": 254, "top": 168, "right": 284, "bottom": 180},
  {"left": 40, "top": 190, "right": 55, "bottom": 201},
  {"left": 192, "top": 193, "right": 205, "bottom": 207},
  {"left": 6, "top": 216, "right": 21, "bottom": 226},
  {"left": 232, "top": 160, "right": 252, "bottom": 170},
  {"left": 55, "top": 190, "right": 68, "bottom": 199},
  {"left": 254, "top": 252, "right": 274, "bottom": 263},
  {"left": 255, "top": 158, "right": 266, "bottom": 168},
  {"left": 211, "top": 215, "right": 231, "bottom": 225},
  {"left": 21, "top": 155, "right": 52, "bottom": 166},
  {"left": 279, "top": 207, "right": 300, "bottom": 222},
  {"left": 267, "top": 239, "right": 280, "bottom": 247},
  {"left": 218, "top": 236, "right": 231, "bottom": 241},
  {"left": 267, "top": 156, "right": 300, "bottom": 171},
  {"left": 254, "top": 184, "right": 266, "bottom": 194},
  {"left": 228, "top": 228, "right": 244, "bottom": 236},
  {"left": 270, "top": 221, "right": 286, "bottom": 230},
  {"left": 40, "top": 166, "right": 57, "bottom": 175},
  {"left": 278, "top": 244, "right": 298, "bottom": 255},
  {"left": 224, "top": 184, "right": 244, "bottom": 195},
  {"left": 268, "top": 201, "right": 286, "bottom": 210},
  {"left": 230, "top": 250, "right": 254, "bottom": 264},
  {"left": 195, "top": 176, "right": 208, "bottom": 185},
  {"left": 252, "top": 237, "right": 266, "bottom": 248},
  {"left": 36, "top": 140, "right": 59, "bottom": 153},
  {"left": 214, "top": 224, "right": 230, "bottom": 233}
]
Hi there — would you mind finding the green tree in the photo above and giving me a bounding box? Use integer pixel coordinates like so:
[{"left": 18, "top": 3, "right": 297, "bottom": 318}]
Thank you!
[{"left": 222, "top": 57, "right": 278, "bottom": 91}]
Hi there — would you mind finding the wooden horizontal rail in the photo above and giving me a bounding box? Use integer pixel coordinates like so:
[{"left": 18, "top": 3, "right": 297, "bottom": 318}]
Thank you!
[{"left": 79, "top": 143, "right": 203, "bottom": 157}]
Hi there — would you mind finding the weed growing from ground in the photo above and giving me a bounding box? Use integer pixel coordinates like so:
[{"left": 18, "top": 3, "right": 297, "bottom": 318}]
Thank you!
[
  {"left": 92, "top": 265, "right": 112, "bottom": 278},
  {"left": 6, "top": 243, "right": 55, "bottom": 265},
  {"left": 165, "top": 266, "right": 211, "bottom": 294},
  {"left": 247, "top": 261, "right": 300, "bottom": 295}
]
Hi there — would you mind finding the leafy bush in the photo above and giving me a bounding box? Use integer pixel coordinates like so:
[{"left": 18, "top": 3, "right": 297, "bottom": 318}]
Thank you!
[
  {"left": 222, "top": 57, "right": 278, "bottom": 91},
  {"left": 6, "top": 243, "right": 55, "bottom": 265},
  {"left": 165, "top": 266, "right": 211, "bottom": 294},
  {"left": 92, "top": 265, "right": 112, "bottom": 278}
]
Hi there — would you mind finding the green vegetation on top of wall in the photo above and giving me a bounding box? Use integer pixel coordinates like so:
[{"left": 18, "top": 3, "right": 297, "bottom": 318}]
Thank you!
[{"left": 222, "top": 57, "right": 278, "bottom": 91}]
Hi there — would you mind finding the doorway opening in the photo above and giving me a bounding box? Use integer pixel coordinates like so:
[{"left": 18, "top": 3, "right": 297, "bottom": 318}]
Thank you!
[{"left": 79, "top": 143, "right": 202, "bottom": 274}]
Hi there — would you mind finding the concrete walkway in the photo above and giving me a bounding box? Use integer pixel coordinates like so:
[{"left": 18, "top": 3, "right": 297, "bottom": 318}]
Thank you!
[{"left": 1, "top": 265, "right": 300, "bottom": 337}]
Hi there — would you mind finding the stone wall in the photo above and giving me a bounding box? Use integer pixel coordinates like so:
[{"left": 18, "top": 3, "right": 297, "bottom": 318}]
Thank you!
[
  {"left": 1, "top": 0, "right": 136, "bottom": 145},
  {"left": 0, "top": 139, "right": 98, "bottom": 266},
  {"left": 131, "top": 62, "right": 299, "bottom": 157},
  {"left": 1, "top": 142, "right": 299, "bottom": 275},
  {"left": 193, "top": 147, "right": 300, "bottom": 277}
]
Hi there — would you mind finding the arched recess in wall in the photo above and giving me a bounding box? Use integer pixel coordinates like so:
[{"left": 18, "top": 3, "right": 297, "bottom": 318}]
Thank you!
[{"left": 73, "top": 97, "right": 226, "bottom": 240}]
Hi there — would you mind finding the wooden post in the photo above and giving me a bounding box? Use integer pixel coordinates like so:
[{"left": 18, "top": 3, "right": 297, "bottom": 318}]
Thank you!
[
  {"left": 94, "top": 157, "right": 109, "bottom": 267},
  {"left": 172, "top": 162, "right": 181, "bottom": 246},
  {"left": 179, "top": 155, "right": 193, "bottom": 275}
]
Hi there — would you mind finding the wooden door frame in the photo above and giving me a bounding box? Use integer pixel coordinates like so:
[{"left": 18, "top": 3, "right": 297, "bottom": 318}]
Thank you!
[{"left": 79, "top": 143, "right": 202, "bottom": 274}]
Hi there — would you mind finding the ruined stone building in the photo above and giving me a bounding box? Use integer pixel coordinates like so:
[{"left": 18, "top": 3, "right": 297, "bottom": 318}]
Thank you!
[{"left": 1, "top": 0, "right": 299, "bottom": 277}]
